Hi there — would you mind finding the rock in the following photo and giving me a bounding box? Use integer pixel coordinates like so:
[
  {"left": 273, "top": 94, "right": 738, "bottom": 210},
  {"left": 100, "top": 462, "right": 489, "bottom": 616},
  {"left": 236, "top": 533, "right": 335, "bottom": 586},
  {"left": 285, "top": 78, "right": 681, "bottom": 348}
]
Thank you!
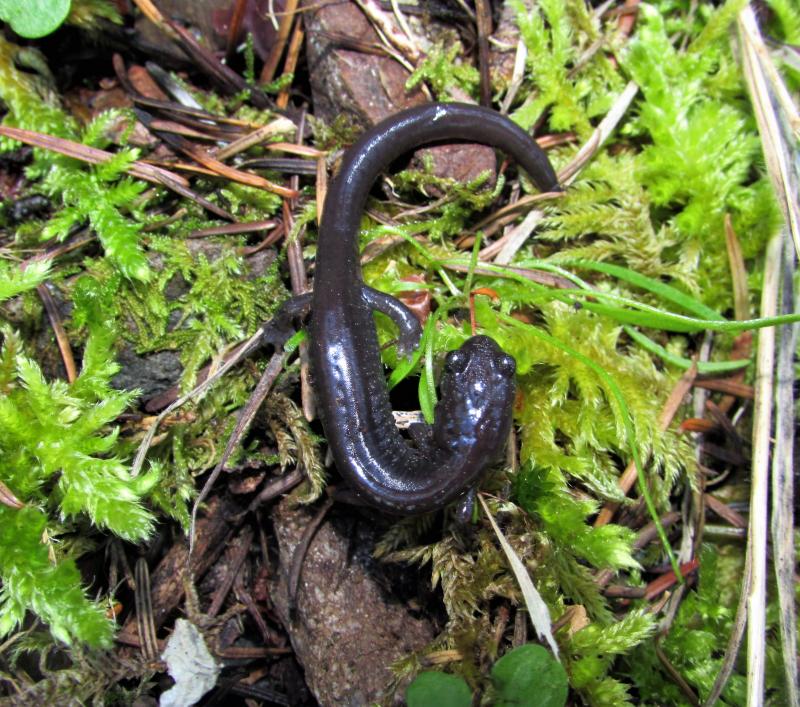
[
  {"left": 111, "top": 345, "right": 183, "bottom": 399},
  {"left": 302, "top": 0, "right": 426, "bottom": 127},
  {"left": 269, "top": 500, "right": 435, "bottom": 705},
  {"left": 302, "top": 0, "right": 496, "bottom": 186}
]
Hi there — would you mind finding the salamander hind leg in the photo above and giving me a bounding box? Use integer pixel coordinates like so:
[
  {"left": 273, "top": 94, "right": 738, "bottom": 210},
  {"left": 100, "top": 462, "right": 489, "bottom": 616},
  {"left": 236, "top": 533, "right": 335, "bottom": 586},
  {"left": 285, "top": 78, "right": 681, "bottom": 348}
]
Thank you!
[{"left": 260, "top": 292, "right": 313, "bottom": 350}]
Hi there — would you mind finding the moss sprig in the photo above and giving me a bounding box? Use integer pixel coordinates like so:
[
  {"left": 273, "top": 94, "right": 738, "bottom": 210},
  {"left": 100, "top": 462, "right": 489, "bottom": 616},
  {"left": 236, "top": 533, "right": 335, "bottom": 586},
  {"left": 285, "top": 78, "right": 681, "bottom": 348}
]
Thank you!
[{"left": 0, "top": 325, "right": 156, "bottom": 646}]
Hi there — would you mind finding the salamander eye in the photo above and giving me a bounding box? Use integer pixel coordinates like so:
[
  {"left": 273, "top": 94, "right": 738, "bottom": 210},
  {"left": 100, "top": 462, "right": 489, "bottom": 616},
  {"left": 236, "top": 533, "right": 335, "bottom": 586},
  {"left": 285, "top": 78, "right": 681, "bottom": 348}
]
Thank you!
[
  {"left": 497, "top": 354, "right": 516, "bottom": 377},
  {"left": 444, "top": 349, "right": 468, "bottom": 374}
]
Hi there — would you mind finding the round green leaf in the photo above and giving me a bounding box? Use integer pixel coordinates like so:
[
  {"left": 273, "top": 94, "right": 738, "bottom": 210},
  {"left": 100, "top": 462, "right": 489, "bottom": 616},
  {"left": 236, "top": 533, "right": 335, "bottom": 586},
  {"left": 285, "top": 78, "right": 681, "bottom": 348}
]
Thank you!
[
  {"left": 491, "top": 644, "right": 568, "bottom": 707},
  {"left": 0, "top": 0, "right": 71, "bottom": 39},
  {"left": 406, "top": 671, "right": 472, "bottom": 707}
]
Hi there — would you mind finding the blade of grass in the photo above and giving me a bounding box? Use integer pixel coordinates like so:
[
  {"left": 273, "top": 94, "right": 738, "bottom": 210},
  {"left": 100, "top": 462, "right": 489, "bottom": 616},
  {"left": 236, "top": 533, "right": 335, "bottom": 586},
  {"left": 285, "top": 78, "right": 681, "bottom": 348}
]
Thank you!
[
  {"left": 388, "top": 313, "right": 436, "bottom": 389},
  {"left": 622, "top": 326, "right": 749, "bottom": 374},
  {"left": 447, "top": 258, "right": 800, "bottom": 333},
  {"left": 419, "top": 315, "right": 438, "bottom": 423},
  {"left": 771, "top": 237, "right": 799, "bottom": 706},
  {"left": 562, "top": 259, "right": 724, "bottom": 320},
  {"left": 746, "top": 234, "right": 782, "bottom": 704}
]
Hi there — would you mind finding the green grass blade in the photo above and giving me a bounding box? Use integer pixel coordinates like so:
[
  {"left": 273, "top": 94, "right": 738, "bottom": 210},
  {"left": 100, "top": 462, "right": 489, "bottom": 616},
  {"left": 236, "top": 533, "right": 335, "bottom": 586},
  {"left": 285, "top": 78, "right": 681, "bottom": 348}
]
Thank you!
[
  {"left": 623, "top": 326, "right": 750, "bottom": 374},
  {"left": 563, "top": 259, "right": 724, "bottom": 319}
]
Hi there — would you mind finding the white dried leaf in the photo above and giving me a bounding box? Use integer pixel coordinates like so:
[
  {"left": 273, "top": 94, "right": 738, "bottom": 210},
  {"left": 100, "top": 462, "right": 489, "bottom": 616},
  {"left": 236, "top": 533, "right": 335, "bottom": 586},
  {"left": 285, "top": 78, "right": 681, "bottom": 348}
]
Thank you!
[
  {"left": 479, "top": 494, "right": 560, "bottom": 658},
  {"left": 160, "top": 619, "right": 221, "bottom": 707}
]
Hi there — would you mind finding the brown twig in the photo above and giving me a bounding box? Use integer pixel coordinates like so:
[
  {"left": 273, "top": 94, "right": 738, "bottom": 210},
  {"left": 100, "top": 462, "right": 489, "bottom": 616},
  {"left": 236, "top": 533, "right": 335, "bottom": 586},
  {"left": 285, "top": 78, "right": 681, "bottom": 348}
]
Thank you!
[
  {"left": 693, "top": 378, "right": 754, "bottom": 399},
  {"left": 165, "top": 19, "right": 272, "bottom": 108},
  {"left": 704, "top": 494, "right": 747, "bottom": 529},
  {"left": 245, "top": 468, "right": 305, "bottom": 514},
  {"left": 133, "top": 329, "right": 267, "bottom": 473},
  {"left": 211, "top": 119, "right": 298, "bottom": 161},
  {"left": 282, "top": 110, "right": 315, "bottom": 421},
  {"left": 190, "top": 352, "right": 287, "bottom": 555},
  {"left": 137, "top": 109, "right": 299, "bottom": 199},
  {"left": 0, "top": 125, "right": 234, "bottom": 220},
  {"left": 644, "top": 559, "right": 699, "bottom": 601},
  {"left": 655, "top": 634, "right": 700, "bottom": 707},
  {"left": 187, "top": 220, "right": 278, "bottom": 239},
  {"left": 233, "top": 573, "right": 283, "bottom": 646}
]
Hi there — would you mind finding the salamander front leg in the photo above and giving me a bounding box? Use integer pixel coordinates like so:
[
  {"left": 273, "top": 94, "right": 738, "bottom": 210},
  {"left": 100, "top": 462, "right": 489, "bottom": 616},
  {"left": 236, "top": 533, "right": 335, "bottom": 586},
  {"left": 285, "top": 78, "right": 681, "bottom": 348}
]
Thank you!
[
  {"left": 453, "top": 487, "right": 477, "bottom": 525},
  {"left": 361, "top": 286, "right": 422, "bottom": 358}
]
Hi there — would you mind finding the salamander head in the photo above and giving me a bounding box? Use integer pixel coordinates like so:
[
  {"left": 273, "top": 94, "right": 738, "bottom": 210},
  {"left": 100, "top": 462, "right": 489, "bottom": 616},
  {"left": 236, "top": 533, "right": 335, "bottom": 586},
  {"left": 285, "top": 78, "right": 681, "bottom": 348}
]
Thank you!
[{"left": 433, "top": 335, "right": 516, "bottom": 458}]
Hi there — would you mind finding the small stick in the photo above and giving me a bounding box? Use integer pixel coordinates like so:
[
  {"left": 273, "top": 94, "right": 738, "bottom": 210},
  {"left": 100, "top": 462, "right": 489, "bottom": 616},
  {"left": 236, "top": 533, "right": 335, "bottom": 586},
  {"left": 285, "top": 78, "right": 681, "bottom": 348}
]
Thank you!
[
  {"left": 207, "top": 526, "right": 254, "bottom": 618},
  {"left": 211, "top": 118, "right": 297, "bottom": 161},
  {"left": 234, "top": 573, "right": 279, "bottom": 646},
  {"left": 704, "top": 494, "right": 747, "bottom": 529},
  {"left": 130, "top": 0, "right": 175, "bottom": 37},
  {"left": 0, "top": 125, "right": 233, "bottom": 220},
  {"left": 133, "top": 329, "right": 266, "bottom": 475},
  {"left": 166, "top": 20, "right": 272, "bottom": 108},
  {"left": 190, "top": 352, "right": 286, "bottom": 555},
  {"left": 693, "top": 378, "right": 753, "bottom": 399},
  {"left": 244, "top": 467, "right": 304, "bottom": 515},
  {"left": 187, "top": 220, "right": 278, "bottom": 239},
  {"left": 655, "top": 634, "right": 700, "bottom": 707},
  {"left": 354, "top": 0, "right": 421, "bottom": 64},
  {"left": 283, "top": 111, "right": 315, "bottom": 421},
  {"left": 138, "top": 110, "right": 298, "bottom": 199},
  {"left": 557, "top": 81, "right": 639, "bottom": 185}
]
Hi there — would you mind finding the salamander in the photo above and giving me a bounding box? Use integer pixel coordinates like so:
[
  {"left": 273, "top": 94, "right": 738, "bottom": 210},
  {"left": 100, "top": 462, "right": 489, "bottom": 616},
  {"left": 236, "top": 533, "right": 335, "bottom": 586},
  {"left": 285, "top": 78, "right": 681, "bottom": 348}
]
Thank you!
[{"left": 309, "top": 102, "right": 560, "bottom": 514}]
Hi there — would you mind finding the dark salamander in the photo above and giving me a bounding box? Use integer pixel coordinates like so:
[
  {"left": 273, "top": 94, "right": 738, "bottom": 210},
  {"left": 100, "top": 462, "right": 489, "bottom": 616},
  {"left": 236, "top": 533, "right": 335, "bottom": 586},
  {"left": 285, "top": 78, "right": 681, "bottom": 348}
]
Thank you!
[{"left": 309, "top": 102, "right": 560, "bottom": 514}]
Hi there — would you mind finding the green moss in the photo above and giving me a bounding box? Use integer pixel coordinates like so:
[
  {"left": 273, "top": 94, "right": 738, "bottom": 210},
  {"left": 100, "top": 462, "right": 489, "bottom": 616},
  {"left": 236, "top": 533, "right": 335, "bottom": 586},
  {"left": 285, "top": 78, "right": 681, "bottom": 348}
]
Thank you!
[
  {"left": 0, "top": 324, "right": 155, "bottom": 646},
  {"left": 406, "top": 39, "right": 481, "bottom": 100}
]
